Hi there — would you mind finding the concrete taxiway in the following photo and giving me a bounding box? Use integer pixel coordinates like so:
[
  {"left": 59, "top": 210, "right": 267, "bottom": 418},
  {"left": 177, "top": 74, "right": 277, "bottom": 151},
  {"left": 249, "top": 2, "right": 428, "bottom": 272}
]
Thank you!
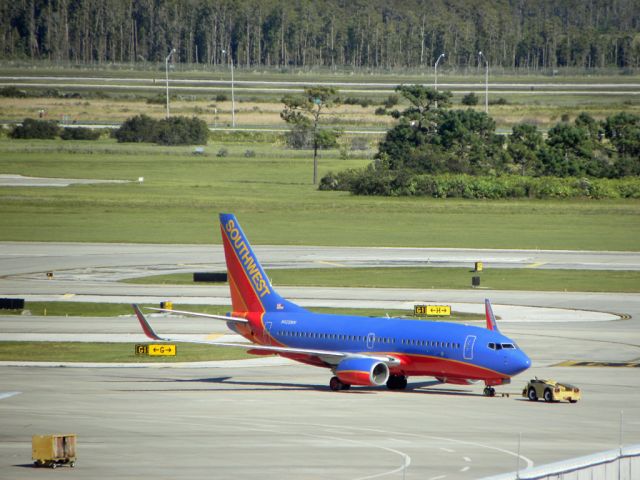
[
  {"left": 1, "top": 359, "right": 639, "bottom": 480},
  {"left": 1, "top": 242, "right": 639, "bottom": 478}
]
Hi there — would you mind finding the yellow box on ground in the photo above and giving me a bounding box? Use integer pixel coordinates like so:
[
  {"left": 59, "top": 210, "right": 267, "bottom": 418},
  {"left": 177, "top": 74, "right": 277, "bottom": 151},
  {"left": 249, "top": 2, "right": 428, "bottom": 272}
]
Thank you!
[
  {"left": 32, "top": 434, "right": 76, "bottom": 467},
  {"left": 148, "top": 344, "right": 177, "bottom": 356},
  {"left": 414, "top": 305, "right": 451, "bottom": 316}
]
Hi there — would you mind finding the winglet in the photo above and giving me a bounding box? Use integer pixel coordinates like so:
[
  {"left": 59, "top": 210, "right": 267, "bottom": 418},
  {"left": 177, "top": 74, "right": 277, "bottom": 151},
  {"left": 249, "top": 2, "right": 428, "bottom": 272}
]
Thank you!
[
  {"left": 133, "top": 304, "right": 164, "bottom": 341},
  {"left": 485, "top": 299, "right": 499, "bottom": 332}
]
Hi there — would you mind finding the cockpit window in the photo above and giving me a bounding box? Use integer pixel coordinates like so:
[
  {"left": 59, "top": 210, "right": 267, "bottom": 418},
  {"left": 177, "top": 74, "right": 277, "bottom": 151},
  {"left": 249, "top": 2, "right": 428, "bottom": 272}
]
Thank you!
[
  {"left": 501, "top": 343, "right": 515, "bottom": 349},
  {"left": 488, "top": 342, "right": 495, "bottom": 350}
]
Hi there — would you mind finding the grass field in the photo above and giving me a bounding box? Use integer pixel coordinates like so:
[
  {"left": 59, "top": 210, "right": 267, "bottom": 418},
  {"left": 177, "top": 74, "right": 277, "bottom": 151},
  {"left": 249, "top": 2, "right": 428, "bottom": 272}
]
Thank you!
[
  {"left": 126, "top": 268, "right": 640, "bottom": 293},
  {"left": 0, "top": 301, "right": 484, "bottom": 321},
  {"left": 1, "top": 138, "right": 639, "bottom": 250},
  {"left": 0, "top": 341, "right": 253, "bottom": 362}
]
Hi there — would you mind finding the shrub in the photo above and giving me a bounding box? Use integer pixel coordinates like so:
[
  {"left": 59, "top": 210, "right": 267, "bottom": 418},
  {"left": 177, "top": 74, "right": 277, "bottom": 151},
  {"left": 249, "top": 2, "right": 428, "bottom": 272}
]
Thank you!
[
  {"left": 114, "top": 115, "right": 208, "bottom": 145},
  {"left": 244, "top": 149, "right": 256, "bottom": 157},
  {"left": 461, "top": 92, "right": 479, "bottom": 105},
  {"left": 0, "top": 86, "right": 27, "bottom": 98},
  {"left": 10, "top": 118, "right": 60, "bottom": 139},
  {"left": 60, "top": 127, "right": 101, "bottom": 140},
  {"left": 374, "top": 107, "right": 387, "bottom": 115},
  {"left": 153, "top": 116, "right": 208, "bottom": 145},
  {"left": 383, "top": 94, "right": 400, "bottom": 109},
  {"left": 114, "top": 114, "right": 158, "bottom": 143},
  {"left": 489, "top": 97, "right": 508, "bottom": 105},
  {"left": 146, "top": 95, "right": 166, "bottom": 104},
  {"left": 217, "top": 148, "right": 229, "bottom": 157},
  {"left": 343, "top": 96, "right": 374, "bottom": 107},
  {"left": 215, "top": 94, "right": 228, "bottom": 102},
  {"left": 324, "top": 170, "right": 637, "bottom": 199}
]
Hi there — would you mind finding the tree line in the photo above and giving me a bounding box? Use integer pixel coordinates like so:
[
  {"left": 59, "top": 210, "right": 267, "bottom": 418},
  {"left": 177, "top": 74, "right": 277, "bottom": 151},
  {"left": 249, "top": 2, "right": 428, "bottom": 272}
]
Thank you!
[
  {"left": 318, "top": 85, "right": 640, "bottom": 198},
  {"left": 2, "top": 0, "right": 639, "bottom": 70}
]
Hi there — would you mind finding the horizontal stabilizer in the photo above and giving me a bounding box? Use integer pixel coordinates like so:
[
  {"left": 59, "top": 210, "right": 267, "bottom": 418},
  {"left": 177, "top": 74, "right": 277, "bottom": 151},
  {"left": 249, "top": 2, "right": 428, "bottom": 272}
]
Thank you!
[{"left": 145, "top": 307, "right": 248, "bottom": 323}]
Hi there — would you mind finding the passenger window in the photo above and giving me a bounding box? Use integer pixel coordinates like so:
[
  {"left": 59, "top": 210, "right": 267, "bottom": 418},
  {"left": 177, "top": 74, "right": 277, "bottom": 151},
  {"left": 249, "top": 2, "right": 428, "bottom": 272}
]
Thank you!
[{"left": 488, "top": 343, "right": 495, "bottom": 350}]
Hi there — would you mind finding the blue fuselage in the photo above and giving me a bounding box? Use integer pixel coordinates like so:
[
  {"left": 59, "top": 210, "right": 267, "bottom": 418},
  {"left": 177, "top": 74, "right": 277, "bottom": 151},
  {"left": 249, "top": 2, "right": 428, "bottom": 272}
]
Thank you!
[{"left": 240, "top": 311, "right": 531, "bottom": 382}]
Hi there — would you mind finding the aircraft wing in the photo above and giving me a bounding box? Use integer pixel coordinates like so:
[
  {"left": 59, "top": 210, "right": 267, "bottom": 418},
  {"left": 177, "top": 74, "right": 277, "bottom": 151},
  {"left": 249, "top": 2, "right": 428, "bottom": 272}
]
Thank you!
[{"left": 132, "top": 304, "right": 399, "bottom": 366}]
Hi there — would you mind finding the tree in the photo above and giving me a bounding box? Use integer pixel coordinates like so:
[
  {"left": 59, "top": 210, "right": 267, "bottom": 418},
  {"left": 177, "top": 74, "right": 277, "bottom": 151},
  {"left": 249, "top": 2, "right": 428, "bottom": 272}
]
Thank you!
[
  {"left": 281, "top": 86, "right": 340, "bottom": 184},
  {"left": 114, "top": 115, "right": 158, "bottom": 143},
  {"left": 377, "top": 86, "right": 506, "bottom": 175},
  {"left": 10, "top": 118, "right": 60, "bottom": 139},
  {"left": 461, "top": 92, "right": 479, "bottom": 106},
  {"left": 507, "top": 124, "right": 544, "bottom": 175}
]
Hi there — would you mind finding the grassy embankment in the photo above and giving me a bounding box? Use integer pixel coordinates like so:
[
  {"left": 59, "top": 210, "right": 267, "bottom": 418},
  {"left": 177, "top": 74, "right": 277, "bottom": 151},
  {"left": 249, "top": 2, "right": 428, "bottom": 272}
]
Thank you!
[{"left": 1, "top": 138, "right": 639, "bottom": 250}]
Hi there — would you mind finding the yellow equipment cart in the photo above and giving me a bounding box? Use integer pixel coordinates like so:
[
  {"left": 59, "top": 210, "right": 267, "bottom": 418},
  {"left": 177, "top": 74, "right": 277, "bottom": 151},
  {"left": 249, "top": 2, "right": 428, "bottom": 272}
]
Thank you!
[{"left": 32, "top": 434, "right": 76, "bottom": 468}]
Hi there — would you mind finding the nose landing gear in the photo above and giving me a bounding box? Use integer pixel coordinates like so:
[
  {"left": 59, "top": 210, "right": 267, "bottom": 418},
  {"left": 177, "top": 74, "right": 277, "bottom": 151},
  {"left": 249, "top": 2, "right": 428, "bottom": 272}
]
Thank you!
[{"left": 483, "top": 386, "right": 496, "bottom": 397}]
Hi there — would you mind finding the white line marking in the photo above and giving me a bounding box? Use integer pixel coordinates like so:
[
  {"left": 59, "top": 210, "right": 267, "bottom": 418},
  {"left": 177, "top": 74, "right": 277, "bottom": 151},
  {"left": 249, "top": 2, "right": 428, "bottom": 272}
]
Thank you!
[
  {"left": 460, "top": 466, "right": 470, "bottom": 472},
  {"left": 440, "top": 447, "right": 455, "bottom": 453},
  {"left": 428, "top": 476, "right": 446, "bottom": 480},
  {"left": 0, "top": 392, "right": 21, "bottom": 400},
  {"left": 464, "top": 456, "right": 471, "bottom": 462},
  {"left": 244, "top": 420, "right": 411, "bottom": 480}
]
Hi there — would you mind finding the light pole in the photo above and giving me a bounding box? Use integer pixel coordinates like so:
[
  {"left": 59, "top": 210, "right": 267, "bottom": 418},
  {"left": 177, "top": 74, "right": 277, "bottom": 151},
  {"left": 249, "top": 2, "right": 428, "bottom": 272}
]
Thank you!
[
  {"left": 222, "top": 49, "right": 236, "bottom": 127},
  {"left": 434, "top": 52, "right": 445, "bottom": 108},
  {"left": 165, "top": 48, "right": 176, "bottom": 118},
  {"left": 478, "top": 51, "right": 488, "bottom": 113}
]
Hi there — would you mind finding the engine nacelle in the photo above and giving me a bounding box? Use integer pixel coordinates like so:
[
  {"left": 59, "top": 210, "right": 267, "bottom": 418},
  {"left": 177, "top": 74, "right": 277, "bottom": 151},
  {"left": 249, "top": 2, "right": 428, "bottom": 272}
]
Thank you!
[{"left": 336, "top": 357, "right": 390, "bottom": 386}]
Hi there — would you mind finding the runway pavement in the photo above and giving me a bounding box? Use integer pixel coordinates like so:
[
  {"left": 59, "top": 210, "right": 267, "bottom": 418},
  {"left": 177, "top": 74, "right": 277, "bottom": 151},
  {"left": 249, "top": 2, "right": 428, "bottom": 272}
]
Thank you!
[{"left": 1, "top": 241, "right": 640, "bottom": 479}]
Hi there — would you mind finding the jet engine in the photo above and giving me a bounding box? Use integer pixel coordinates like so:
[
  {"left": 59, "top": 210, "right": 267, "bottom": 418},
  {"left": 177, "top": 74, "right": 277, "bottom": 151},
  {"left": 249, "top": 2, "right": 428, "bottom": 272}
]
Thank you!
[{"left": 335, "top": 357, "right": 390, "bottom": 386}]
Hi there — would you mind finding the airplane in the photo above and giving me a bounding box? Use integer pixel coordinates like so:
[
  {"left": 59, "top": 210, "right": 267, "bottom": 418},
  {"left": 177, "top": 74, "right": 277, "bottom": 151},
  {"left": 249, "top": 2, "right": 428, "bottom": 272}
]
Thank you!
[{"left": 133, "top": 213, "right": 531, "bottom": 396}]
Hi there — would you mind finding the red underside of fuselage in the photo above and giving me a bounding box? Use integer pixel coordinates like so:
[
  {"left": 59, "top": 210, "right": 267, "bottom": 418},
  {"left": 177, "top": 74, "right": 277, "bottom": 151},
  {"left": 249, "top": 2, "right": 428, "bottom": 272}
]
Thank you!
[{"left": 246, "top": 348, "right": 507, "bottom": 383}]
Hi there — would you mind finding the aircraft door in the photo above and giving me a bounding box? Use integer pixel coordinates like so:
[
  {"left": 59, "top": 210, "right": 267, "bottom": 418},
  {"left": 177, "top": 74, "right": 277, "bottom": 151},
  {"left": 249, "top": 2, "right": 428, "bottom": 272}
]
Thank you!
[
  {"left": 463, "top": 335, "right": 476, "bottom": 360},
  {"left": 367, "top": 333, "right": 375, "bottom": 350}
]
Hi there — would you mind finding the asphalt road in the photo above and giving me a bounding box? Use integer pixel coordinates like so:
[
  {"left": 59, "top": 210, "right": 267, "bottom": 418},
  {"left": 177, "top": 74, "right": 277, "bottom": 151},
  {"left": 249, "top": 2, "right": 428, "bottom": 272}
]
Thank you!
[{"left": 1, "top": 241, "right": 639, "bottom": 479}]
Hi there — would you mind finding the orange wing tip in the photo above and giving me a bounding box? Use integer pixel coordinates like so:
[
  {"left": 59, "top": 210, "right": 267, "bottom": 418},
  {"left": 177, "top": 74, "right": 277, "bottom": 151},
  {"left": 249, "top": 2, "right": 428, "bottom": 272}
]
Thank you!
[{"left": 132, "top": 304, "right": 163, "bottom": 341}]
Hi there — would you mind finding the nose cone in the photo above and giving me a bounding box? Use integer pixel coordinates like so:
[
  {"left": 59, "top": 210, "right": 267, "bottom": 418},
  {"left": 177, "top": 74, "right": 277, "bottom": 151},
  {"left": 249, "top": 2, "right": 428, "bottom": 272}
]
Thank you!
[{"left": 512, "top": 350, "right": 531, "bottom": 375}]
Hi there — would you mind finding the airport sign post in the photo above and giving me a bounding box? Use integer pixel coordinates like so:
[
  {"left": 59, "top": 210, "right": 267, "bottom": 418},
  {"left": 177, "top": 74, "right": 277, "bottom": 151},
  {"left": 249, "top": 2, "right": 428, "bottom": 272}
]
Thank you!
[
  {"left": 414, "top": 305, "right": 451, "bottom": 317},
  {"left": 135, "top": 344, "right": 177, "bottom": 356}
]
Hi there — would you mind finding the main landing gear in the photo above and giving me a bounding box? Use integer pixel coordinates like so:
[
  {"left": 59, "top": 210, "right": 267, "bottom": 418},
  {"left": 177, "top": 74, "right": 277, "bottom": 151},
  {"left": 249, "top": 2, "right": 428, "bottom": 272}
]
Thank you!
[
  {"left": 483, "top": 386, "right": 496, "bottom": 397},
  {"left": 329, "top": 376, "right": 351, "bottom": 391},
  {"left": 386, "top": 375, "right": 408, "bottom": 390}
]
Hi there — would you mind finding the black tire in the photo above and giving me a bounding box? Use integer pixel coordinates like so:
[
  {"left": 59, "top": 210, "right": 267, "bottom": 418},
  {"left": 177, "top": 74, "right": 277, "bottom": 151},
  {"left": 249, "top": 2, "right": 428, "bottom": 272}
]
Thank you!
[
  {"left": 329, "top": 376, "right": 342, "bottom": 391},
  {"left": 528, "top": 387, "right": 538, "bottom": 401},
  {"left": 387, "top": 375, "right": 407, "bottom": 390},
  {"left": 484, "top": 386, "right": 496, "bottom": 397},
  {"left": 544, "top": 389, "right": 554, "bottom": 402}
]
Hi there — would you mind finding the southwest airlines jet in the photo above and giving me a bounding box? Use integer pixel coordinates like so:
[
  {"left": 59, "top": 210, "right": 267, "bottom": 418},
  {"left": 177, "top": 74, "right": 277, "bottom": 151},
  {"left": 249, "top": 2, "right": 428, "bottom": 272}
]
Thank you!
[{"left": 134, "top": 213, "right": 530, "bottom": 396}]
